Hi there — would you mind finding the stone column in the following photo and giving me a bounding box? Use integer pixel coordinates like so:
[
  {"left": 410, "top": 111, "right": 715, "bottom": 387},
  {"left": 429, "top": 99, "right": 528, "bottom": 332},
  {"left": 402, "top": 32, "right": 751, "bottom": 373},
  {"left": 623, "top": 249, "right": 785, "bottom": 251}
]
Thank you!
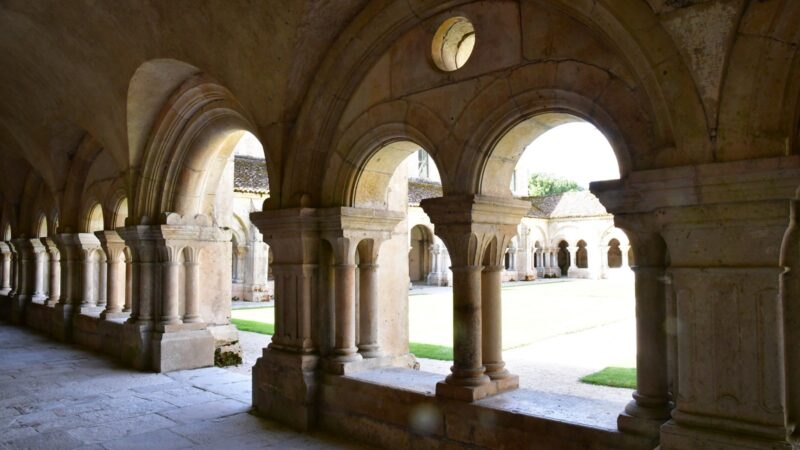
[
  {"left": 329, "top": 237, "right": 360, "bottom": 363},
  {"left": 102, "top": 252, "right": 122, "bottom": 317},
  {"left": 421, "top": 194, "right": 528, "bottom": 402},
  {"left": 445, "top": 262, "right": 487, "bottom": 392},
  {"left": 592, "top": 158, "right": 800, "bottom": 449},
  {"left": 135, "top": 243, "right": 156, "bottom": 324},
  {"left": 10, "top": 238, "right": 31, "bottom": 322},
  {"left": 357, "top": 262, "right": 380, "bottom": 357},
  {"left": 183, "top": 246, "right": 201, "bottom": 323},
  {"left": 567, "top": 245, "right": 578, "bottom": 277},
  {"left": 541, "top": 249, "right": 548, "bottom": 276},
  {"left": 481, "top": 265, "right": 509, "bottom": 379},
  {"left": 251, "top": 208, "right": 324, "bottom": 430},
  {"left": 52, "top": 234, "right": 77, "bottom": 341},
  {"left": 97, "top": 254, "right": 107, "bottom": 307},
  {"left": 73, "top": 233, "right": 103, "bottom": 315},
  {"left": 120, "top": 216, "right": 222, "bottom": 372},
  {"left": 81, "top": 250, "right": 96, "bottom": 308},
  {"left": 42, "top": 239, "right": 60, "bottom": 306},
  {"left": 481, "top": 227, "right": 521, "bottom": 393},
  {"left": 96, "top": 231, "right": 126, "bottom": 319},
  {"left": 159, "top": 245, "right": 182, "bottom": 325},
  {"left": 31, "top": 242, "right": 47, "bottom": 302},
  {"left": 0, "top": 243, "right": 11, "bottom": 295},
  {"left": 123, "top": 253, "right": 132, "bottom": 313}
]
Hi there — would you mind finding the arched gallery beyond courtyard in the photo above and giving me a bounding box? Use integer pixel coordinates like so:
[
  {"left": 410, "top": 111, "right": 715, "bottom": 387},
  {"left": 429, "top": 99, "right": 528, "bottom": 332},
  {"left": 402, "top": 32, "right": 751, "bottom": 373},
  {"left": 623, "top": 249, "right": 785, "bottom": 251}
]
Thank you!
[{"left": 0, "top": 1, "right": 799, "bottom": 449}]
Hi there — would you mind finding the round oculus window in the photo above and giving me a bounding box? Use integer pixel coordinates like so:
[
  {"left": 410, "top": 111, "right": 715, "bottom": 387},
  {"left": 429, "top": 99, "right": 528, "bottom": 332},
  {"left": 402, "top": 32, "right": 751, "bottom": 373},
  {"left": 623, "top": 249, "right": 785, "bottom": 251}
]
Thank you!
[{"left": 431, "top": 17, "right": 475, "bottom": 72}]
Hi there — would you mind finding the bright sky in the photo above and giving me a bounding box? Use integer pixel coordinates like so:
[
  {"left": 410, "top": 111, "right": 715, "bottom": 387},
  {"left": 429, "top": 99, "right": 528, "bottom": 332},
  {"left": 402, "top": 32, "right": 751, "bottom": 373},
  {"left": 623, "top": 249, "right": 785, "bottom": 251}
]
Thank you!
[
  {"left": 515, "top": 122, "right": 620, "bottom": 189},
  {"left": 234, "top": 132, "right": 264, "bottom": 158}
]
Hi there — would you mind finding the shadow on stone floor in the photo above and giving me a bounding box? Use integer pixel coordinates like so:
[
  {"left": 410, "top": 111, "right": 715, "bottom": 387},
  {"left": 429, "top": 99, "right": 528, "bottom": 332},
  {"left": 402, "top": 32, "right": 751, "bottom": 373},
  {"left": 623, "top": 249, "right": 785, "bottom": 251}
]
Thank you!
[{"left": 0, "top": 322, "right": 370, "bottom": 450}]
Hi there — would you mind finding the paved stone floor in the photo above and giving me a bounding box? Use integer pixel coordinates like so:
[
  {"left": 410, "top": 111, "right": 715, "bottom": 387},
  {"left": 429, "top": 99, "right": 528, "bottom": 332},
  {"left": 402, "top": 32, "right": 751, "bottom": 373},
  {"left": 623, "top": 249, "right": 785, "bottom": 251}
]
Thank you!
[{"left": 0, "top": 323, "right": 367, "bottom": 450}]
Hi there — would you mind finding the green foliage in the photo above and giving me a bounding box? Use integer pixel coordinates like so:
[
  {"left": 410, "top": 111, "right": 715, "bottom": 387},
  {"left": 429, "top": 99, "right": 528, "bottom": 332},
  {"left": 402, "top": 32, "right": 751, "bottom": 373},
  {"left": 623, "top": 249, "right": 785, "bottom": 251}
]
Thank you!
[
  {"left": 580, "top": 366, "right": 637, "bottom": 389},
  {"left": 409, "top": 342, "right": 453, "bottom": 361},
  {"left": 231, "top": 318, "right": 275, "bottom": 335},
  {"left": 230, "top": 317, "right": 454, "bottom": 362},
  {"left": 528, "top": 173, "right": 584, "bottom": 197},
  {"left": 214, "top": 347, "right": 243, "bottom": 367}
]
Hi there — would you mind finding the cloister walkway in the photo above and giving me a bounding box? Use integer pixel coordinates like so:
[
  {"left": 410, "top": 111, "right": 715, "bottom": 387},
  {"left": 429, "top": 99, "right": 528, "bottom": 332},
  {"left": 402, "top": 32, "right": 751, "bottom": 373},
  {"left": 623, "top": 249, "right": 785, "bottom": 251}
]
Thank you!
[{"left": 0, "top": 322, "right": 365, "bottom": 450}]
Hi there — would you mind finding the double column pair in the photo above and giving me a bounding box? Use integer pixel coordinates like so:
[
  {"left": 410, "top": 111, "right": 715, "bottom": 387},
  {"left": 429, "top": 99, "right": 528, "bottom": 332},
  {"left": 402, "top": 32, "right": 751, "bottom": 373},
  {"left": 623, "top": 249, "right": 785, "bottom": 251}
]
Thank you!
[
  {"left": 421, "top": 195, "right": 529, "bottom": 401},
  {"left": 0, "top": 242, "right": 13, "bottom": 295},
  {"left": 320, "top": 208, "right": 403, "bottom": 370},
  {"left": 121, "top": 233, "right": 202, "bottom": 327},
  {"left": 95, "top": 231, "right": 131, "bottom": 319}
]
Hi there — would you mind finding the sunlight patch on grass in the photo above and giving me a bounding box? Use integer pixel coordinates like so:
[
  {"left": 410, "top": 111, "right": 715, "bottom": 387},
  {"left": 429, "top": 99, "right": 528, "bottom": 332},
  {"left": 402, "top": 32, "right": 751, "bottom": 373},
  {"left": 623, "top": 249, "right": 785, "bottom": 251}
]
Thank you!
[
  {"left": 580, "top": 366, "right": 636, "bottom": 389},
  {"left": 231, "top": 318, "right": 274, "bottom": 335},
  {"left": 409, "top": 342, "right": 453, "bottom": 361}
]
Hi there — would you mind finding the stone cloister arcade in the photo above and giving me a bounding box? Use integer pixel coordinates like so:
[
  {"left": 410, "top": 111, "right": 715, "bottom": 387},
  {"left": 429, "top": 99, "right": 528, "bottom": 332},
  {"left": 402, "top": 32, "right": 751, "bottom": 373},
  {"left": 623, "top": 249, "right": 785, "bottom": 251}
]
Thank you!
[
  {"left": 0, "top": 1, "right": 799, "bottom": 449},
  {"left": 408, "top": 190, "right": 635, "bottom": 284}
]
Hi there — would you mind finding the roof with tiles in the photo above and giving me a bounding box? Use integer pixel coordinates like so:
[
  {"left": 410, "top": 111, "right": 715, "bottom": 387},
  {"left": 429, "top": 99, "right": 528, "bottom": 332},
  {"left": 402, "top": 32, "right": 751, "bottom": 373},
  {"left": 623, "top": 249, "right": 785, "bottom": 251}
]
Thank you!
[
  {"left": 408, "top": 178, "right": 444, "bottom": 205},
  {"left": 525, "top": 191, "right": 609, "bottom": 218},
  {"left": 407, "top": 179, "right": 607, "bottom": 219},
  {"left": 234, "top": 156, "right": 269, "bottom": 194}
]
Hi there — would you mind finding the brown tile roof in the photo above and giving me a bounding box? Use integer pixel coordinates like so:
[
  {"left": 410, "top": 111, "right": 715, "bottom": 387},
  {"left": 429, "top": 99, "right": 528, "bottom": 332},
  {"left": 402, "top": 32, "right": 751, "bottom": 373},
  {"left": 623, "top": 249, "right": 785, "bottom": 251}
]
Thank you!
[
  {"left": 234, "top": 156, "right": 269, "bottom": 194},
  {"left": 408, "top": 178, "right": 443, "bottom": 205},
  {"left": 525, "top": 191, "right": 609, "bottom": 218}
]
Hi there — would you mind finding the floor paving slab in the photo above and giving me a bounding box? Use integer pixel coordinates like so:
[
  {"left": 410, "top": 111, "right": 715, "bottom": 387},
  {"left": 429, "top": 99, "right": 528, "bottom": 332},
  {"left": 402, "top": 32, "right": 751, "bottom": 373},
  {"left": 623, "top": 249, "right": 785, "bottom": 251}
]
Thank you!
[{"left": 0, "top": 322, "right": 367, "bottom": 449}]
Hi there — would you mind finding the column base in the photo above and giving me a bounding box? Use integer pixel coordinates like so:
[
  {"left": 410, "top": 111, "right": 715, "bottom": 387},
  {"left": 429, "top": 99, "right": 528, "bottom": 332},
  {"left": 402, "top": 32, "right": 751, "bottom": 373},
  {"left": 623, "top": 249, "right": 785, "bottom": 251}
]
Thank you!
[
  {"left": 75, "top": 304, "right": 104, "bottom": 316},
  {"left": 252, "top": 347, "right": 321, "bottom": 431},
  {"left": 151, "top": 328, "right": 214, "bottom": 372},
  {"left": 119, "top": 321, "right": 153, "bottom": 369},
  {"left": 323, "top": 354, "right": 414, "bottom": 375},
  {"left": 436, "top": 379, "right": 492, "bottom": 402},
  {"left": 10, "top": 294, "right": 29, "bottom": 323},
  {"left": 51, "top": 303, "right": 75, "bottom": 341},
  {"left": 357, "top": 343, "right": 382, "bottom": 359},
  {"left": 436, "top": 372, "right": 518, "bottom": 402},
  {"left": 100, "top": 310, "right": 129, "bottom": 320},
  {"left": 0, "top": 288, "right": 10, "bottom": 296},
  {"left": 30, "top": 293, "right": 47, "bottom": 303},
  {"left": 617, "top": 412, "right": 667, "bottom": 439},
  {"left": 660, "top": 419, "right": 796, "bottom": 450}
]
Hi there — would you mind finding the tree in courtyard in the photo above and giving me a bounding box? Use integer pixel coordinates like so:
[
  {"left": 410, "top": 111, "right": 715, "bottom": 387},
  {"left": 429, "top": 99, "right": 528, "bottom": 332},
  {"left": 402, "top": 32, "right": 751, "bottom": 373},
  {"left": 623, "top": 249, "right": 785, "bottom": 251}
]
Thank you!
[{"left": 527, "top": 172, "right": 584, "bottom": 196}]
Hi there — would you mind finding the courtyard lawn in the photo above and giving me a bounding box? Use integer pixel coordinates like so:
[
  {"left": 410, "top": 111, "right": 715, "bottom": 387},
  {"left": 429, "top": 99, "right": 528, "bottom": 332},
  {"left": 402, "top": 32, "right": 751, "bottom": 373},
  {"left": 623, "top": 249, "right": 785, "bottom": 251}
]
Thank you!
[
  {"left": 232, "top": 306, "right": 275, "bottom": 323},
  {"left": 231, "top": 318, "right": 274, "bottom": 335},
  {"left": 229, "top": 279, "right": 634, "bottom": 366},
  {"left": 409, "top": 278, "right": 634, "bottom": 349},
  {"left": 408, "top": 342, "right": 453, "bottom": 360},
  {"left": 580, "top": 366, "right": 637, "bottom": 389}
]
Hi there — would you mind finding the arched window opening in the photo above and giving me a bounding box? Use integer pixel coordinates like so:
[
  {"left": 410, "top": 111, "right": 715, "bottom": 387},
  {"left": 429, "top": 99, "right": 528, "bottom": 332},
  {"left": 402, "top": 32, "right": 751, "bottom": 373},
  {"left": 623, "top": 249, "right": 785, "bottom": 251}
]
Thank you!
[
  {"left": 86, "top": 204, "right": 104, "bottom": 233},
  {"left": 557, "top": 240, "right": 570, "bottom": 277},
  {"left": 576, "top": 240, "right": 588, "bottom": 269},
  {"left": 466, "top": 111, "right": 637, "bottom": 414},
  {"left": 36, "top": 215, "right": 48, "bottom": 238},
  {"left": 113, "top": 198, "right": 128, "bottom": 229},
  {"left": 225, "top": 134, "right": 272, "bottom": 303},
  {"left": 409, "top": 225, "right": 433, "bottom": 283},
  {"left": 351, "top": 141, "right": 446, "bottom": 371},
  {"left": 608, "top": 239, "right": 622, "bottom": 268}
]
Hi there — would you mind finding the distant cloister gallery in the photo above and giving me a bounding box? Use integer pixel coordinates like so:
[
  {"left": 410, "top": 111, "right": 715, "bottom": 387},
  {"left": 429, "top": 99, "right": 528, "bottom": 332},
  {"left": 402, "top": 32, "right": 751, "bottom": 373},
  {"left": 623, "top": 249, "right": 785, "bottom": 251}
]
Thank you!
[{"left": 0, "top": 1, "right": 798, "bottom": 449}]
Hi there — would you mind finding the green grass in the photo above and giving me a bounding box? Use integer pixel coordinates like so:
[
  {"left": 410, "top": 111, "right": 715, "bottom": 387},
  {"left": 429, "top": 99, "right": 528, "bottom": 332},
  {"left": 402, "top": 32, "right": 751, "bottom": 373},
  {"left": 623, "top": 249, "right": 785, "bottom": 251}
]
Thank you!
[
  {"left": 231, "top": 317, "right": 454, "bottom": 361},
  {"left": 231, "top": 318, "right": 275, "bottom": 335},
  {"left": 580, "top": 367, "right": 637, "bottom": 389},
  {"left": 409, "top": 342, "right": 453, "bottom": 361}
]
